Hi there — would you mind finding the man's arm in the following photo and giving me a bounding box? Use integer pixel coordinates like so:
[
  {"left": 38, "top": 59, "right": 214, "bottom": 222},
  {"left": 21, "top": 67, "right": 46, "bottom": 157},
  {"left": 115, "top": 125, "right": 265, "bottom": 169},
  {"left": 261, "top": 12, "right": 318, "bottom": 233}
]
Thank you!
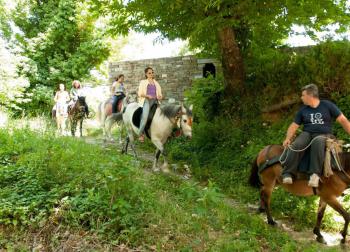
[
  {"left": 336, "top": 113, "right": 350, "bottom": 134},
  {"left": 283, "top": 122, "right": 300, "bottom": 147}
]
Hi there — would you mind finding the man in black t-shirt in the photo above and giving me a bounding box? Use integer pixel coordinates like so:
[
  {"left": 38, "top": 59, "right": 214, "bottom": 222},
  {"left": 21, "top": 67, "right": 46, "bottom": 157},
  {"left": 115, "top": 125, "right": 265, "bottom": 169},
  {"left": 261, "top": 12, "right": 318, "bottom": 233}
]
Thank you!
[{"left": 281, "top": 84, "right": 350, "bottom": 187}]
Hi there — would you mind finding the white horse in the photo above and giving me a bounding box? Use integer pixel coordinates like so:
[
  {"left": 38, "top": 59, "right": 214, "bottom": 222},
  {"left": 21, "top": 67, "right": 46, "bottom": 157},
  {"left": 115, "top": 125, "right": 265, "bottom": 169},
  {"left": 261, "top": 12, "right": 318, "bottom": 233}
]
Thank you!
[
  {"left": 122, "top": 101, "right": 193, "bottom": 172},
  {"left": 97, "top": 97, "right": 125, "bottom": 142},
  {"left": 55, "top": 101, "right": 68, "bottom": 136}
]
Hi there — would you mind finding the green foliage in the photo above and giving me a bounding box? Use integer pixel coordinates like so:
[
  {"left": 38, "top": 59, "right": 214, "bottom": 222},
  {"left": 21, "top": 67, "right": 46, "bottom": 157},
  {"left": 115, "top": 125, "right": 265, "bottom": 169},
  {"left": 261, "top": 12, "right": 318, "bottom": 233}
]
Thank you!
[
  {"left": 93, "top": 0, "right": 350, "bottom": 57},
  {"left": 4, "top": 0, "right": 110, "bottom": 88},
  {"left": 166, "top": 40, "right": 350, "bottom": 233},
  {"left": 0, "top": 128, "right": 151, "bottom": 240},
  {"left": 0, "top": 126, "right": 333, "bottom": 250},
  {"left": 13, "top": 85, "right": 54, "bottom": 117}
]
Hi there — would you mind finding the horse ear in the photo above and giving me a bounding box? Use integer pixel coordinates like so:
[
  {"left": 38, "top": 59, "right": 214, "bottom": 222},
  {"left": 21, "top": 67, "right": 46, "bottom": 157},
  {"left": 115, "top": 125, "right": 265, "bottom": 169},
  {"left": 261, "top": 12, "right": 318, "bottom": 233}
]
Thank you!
[
  {"left": 189, "top": 104, "right": 193, "bottom": 111},
  {"left": 181, "top": 103, "right": 186, "bottom": 113}
]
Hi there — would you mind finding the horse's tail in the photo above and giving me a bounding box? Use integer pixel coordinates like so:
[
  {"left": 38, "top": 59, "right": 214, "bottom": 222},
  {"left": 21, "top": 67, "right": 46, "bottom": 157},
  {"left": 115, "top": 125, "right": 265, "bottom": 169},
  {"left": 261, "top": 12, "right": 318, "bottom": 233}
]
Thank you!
[
  {"left": 122, "top": 97, "right": 128, "bottom": 114},
  {"left": 96, "top": 102, "right": 102, "bottom": 123},
  {"left": 109, "top": 112, "right": 123, "bottom": 122},
  {"left": 249, "top": 156, "right": 261, "bottom": 188}
]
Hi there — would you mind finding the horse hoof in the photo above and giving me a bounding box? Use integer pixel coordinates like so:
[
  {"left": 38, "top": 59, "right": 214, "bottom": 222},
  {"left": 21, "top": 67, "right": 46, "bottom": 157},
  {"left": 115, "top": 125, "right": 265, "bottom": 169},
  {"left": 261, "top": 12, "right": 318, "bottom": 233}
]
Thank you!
[
  {"left": 316, "top": 236, "right": 326, "bottom": 244},
  {"left": 341, "top": 238, "right": 346, "bottom": 244},
  {"left": 162, "top": 168, "right": 170, "bottom": 173},
  {"left": 257, "top": 207, "right": 266, "bottom": 213},
  {"left": 268, "top": 220, "right": 277, "bottom": 226}
]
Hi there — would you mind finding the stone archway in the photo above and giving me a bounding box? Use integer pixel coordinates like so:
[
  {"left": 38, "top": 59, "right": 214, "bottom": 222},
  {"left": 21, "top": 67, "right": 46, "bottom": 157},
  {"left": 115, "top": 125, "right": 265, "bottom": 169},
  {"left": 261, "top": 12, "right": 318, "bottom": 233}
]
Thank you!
[{"left": 203, "top": 63, "right": 216, "bottom": 78}]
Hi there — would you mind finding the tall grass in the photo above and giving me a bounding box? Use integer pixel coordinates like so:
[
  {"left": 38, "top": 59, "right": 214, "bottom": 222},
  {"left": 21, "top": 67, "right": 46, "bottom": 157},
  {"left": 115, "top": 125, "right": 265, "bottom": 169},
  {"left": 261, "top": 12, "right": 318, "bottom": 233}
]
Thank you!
[{"left": 0, "top": 126, "right": 335, "bottom": 251}]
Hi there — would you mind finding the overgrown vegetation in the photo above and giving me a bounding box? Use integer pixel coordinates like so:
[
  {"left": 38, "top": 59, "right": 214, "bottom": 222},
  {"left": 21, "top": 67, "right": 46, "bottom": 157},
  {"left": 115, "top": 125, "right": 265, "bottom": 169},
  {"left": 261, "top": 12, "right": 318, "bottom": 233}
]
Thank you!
[
  {"left": 1, "top": 126, "right": 336, "bottom": 251},
  {"left": 167, "top": 40, "right": 350, "bottom": 231}
]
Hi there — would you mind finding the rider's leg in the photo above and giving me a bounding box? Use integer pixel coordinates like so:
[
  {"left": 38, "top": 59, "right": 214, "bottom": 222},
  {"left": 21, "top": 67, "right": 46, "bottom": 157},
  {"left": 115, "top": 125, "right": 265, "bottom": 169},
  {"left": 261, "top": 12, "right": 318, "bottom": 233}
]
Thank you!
[
  {"left": 308, "top": 134, "right": 327, "bottom": 187},
  {"left": 138, "top": 99, "right": 150, "bottom": 136},
  {"left": 282, "top": 131, "right": 312, "bottom": 183},
  {"left": 112, "top": 95, "right": 118, "bottom": 113}
]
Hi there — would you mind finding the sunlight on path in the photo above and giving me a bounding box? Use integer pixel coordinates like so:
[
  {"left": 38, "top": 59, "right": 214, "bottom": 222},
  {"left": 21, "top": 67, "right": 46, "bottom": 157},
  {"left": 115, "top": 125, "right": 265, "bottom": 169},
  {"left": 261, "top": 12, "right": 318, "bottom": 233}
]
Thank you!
[
  {"left": 0, "top": 111, "right": 8, "bottom": 128},
  {"left": 246, "top": 202, "right": 345, "bottom": 247}
]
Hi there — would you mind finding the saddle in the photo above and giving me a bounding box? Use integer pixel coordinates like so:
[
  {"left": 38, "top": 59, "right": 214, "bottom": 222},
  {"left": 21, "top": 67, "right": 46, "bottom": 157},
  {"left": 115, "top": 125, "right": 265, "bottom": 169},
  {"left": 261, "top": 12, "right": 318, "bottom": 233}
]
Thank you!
[
  {"left": 259, "top": 139, "right": 344, "bottom": 180},
  {"left": 132, "top": 103, "right": 158, "bottom": 138},
  {"left": 105, "top": 98, "right": 123, "bottom": 116}
]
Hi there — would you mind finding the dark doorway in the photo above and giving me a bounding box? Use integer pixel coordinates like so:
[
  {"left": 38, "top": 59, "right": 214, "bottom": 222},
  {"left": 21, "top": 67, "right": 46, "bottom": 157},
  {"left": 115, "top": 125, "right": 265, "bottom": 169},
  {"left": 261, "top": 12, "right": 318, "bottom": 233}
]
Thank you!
[{"left": 203, "top": 63, "right": 216, "bottom": 78}]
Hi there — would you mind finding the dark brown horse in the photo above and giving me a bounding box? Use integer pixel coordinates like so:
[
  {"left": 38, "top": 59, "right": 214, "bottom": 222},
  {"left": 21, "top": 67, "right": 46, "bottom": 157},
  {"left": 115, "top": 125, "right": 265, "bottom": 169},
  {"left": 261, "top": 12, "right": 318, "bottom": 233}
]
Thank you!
[
  {"left": 249, "top": 144, "right": 350, "bottom": 243},
  {"left": 69, "top": 96, "right": 87, "bottom": 137}
]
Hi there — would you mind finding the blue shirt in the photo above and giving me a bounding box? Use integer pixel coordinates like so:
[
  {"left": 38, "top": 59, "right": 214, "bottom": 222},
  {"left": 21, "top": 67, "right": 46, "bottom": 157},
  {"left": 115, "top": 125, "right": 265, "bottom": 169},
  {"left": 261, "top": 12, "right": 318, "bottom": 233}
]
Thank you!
[{"left": 294, "top": 100, "right": 341, "bottom": 134}]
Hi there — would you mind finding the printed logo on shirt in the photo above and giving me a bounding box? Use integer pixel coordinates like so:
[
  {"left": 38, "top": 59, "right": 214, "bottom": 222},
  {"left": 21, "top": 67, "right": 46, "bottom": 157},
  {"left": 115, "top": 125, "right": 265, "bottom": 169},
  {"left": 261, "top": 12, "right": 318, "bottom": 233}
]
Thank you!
[{"left": 310, "top": 113, "right": 324, "bottom": 124}]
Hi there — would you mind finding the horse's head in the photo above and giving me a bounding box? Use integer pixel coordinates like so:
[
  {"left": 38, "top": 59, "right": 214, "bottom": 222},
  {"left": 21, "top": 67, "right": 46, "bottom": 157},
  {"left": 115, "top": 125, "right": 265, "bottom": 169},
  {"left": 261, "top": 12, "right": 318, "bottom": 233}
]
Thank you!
[
  {"left": 178, "top": 104, "right": 193, "bottom": 138},
  {"left": 77, "top": 96, "right": 86, "bottom": 104}
]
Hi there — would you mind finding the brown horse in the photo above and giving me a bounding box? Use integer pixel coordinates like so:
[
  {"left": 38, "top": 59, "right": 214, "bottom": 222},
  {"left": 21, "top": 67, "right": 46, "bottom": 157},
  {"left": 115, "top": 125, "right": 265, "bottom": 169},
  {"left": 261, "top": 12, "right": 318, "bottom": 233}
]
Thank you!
[
  {"left": 249, "top": 144, "right": 350, "bottom": 244},
  {"left": 68, "top": 96, "right": 87, "bottom": 137}
]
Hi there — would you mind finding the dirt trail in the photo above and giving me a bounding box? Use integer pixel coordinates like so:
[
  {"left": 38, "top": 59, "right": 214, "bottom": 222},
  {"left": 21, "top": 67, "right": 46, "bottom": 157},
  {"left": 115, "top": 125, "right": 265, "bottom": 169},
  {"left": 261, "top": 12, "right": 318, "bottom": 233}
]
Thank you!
[{"left": 83, "top": 135, "right": 346, "bottom": 248}]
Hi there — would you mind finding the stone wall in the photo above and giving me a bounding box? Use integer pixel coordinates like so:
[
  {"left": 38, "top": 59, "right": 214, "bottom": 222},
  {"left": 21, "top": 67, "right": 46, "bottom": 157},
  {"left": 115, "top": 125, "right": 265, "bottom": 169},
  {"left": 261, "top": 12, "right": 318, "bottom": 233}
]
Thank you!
[{"left": 109, "top": 55, "right": 221, "bottom": 102}]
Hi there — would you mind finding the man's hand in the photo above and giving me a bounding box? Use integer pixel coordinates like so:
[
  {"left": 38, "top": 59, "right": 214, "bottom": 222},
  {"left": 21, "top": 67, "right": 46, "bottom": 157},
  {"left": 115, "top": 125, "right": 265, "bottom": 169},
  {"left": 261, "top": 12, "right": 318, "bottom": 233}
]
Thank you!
[
  {"left": 283, "top": 139, "right": 291, "bottom": 147},
  {"left": 157, "top": 95, "right": 163, "bottom": 100}
]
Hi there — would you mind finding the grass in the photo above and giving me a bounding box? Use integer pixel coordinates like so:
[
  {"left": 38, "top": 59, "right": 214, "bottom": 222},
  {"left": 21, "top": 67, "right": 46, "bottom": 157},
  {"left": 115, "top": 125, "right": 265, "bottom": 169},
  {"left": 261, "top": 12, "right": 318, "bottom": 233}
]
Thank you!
[{"left": 0, "top": 124, "right": 343, "bottom": 251}]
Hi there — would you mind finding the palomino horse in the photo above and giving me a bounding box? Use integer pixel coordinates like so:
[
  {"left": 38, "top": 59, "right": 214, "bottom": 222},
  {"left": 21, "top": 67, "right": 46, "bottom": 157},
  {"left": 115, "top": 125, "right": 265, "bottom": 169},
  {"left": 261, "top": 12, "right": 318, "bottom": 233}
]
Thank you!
[
  {"left": 122, "top": 101, "right": 193, "bottom": 171},
  {"left": 249, "top": 144, "right": 350, "bottom": 243},
  {"left": 97, "top": 96, "right": 125, "bottom": 142},
  {"left": 68, "top": 96, "right": 87, "bottom": 137},
  {"left": 55, "top": 101, "right": 68, "bottom": 136}
]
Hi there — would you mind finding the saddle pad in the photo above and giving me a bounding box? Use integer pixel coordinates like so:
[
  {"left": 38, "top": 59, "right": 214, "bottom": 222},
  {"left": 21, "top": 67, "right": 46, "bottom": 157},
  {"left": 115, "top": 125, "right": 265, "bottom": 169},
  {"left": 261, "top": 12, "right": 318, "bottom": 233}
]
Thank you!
[
  {"left": 131, "top": 103, "right": 158, "bottom": 138},
  {"left": 132, "top": 107, "right": 143, "bottom": 128}
]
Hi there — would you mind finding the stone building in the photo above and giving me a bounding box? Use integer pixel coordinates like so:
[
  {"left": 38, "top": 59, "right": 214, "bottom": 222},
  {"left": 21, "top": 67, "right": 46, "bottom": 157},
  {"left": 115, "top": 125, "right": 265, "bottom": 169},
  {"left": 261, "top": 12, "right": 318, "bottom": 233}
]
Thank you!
[{"left": 109, "top": 55, "right": 221, "bottom": 102}]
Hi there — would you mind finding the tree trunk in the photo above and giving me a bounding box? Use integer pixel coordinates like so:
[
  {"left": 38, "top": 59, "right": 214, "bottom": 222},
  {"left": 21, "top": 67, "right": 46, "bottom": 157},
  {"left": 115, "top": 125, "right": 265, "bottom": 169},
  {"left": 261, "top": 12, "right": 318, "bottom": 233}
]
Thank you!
[{"left": 218, "top": 26, "right": 245, "bottom": 97}]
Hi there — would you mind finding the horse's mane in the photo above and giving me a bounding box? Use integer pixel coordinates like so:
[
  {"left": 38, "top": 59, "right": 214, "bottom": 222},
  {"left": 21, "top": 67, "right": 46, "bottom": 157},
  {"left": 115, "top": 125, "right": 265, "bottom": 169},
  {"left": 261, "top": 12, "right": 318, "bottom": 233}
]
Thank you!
[
  {"left": 160, "top": 104, "right": 181, "bottom": 119},
  {"left": 160, "top": 104, "right": 192, "bottom": 120}
]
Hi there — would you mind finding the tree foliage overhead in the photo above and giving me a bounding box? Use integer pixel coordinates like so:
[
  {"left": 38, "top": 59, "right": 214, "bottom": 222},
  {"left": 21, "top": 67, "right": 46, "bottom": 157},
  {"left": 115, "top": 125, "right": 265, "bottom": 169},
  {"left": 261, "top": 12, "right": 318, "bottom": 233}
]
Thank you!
[
  {"left": 91, "top": 0, "right": 350, "bottom": 96},
  {"left": 4, "top": 0, "right": 110, "bottom": 88}
]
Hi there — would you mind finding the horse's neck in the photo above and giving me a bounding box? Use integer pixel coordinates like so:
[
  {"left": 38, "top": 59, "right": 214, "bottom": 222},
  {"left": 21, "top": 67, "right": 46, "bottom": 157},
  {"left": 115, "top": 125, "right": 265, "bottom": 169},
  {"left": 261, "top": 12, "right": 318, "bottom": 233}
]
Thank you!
[{"left": 152, "top": 109, "right": 174, "bottom": 133}]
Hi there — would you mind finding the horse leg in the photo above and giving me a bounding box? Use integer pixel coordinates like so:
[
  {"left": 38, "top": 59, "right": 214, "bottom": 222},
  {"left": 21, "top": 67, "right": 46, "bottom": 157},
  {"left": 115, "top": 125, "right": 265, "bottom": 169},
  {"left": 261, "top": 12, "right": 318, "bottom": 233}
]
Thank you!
[
  {"left": 79, "top": 119, "right": 83, "bottom": 137},
  {"left": 313, "top": 198, "right": 327, "bottom": 244},
  {"left": 118, "top": 123, "right": 124, "bottom": 145},
  {"left": 325, "top": 196, "right": 350, "bottom": 243},
  {"left": 260, "top": 181, "right": 276, "bottom": 225},
  {"left": 101, "top": 113, "right": 107, "bottom": 141},
  {"left": 152, "top": 139, "right": 169, "bottom": 173},
  {"left": 71, "top": 119, "right": 76, "bottom": 137},
  {"left": 129, "top": 134, "right": 137, "bottom": 158},
  {"left": 258, "top": 190, "right": 266, "bottom": 213},
  {"left": 152, "top": 149, "right": 161, "bottom": 172},
  {"left": 105, "top": 116, "right": 114, "bottom": 141},
  {"left": 122, "top": 136, "right": 129, "bottom": 154}
]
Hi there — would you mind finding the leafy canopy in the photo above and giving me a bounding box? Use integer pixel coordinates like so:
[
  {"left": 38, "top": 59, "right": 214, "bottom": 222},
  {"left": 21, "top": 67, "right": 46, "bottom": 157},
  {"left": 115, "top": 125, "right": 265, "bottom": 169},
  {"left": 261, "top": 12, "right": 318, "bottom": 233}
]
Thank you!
[
  {"left": 91, "top": 0, "right": 350, "bottom": 56},
  {"left": 5, "top": 0, "right": 110, "bottom": 88}
]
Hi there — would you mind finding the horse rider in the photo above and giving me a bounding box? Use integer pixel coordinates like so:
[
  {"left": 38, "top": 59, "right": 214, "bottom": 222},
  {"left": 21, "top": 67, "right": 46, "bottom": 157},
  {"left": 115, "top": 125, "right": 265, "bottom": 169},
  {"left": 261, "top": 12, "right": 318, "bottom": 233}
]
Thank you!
[
  {"left": 52, "top": 83, "right": 69, "bottom": 118},
  {"left": 69, "top": 80, "right": 89, "bottom": 117},
  {"left": 111, "top": 74, "right": 126, "bottom": 113},
  {"left": 137, "top": 67, "right": 163, "bottom": 142},
  {"left": 282, "top": 83, "right": 350, "bottom": 187}
]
